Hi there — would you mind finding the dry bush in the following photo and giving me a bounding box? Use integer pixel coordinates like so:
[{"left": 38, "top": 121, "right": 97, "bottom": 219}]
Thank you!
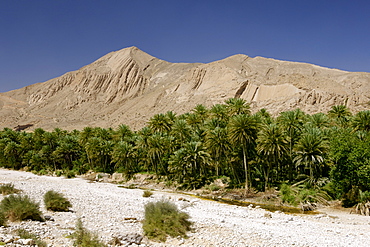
[
  {"left": 0, "top": 183, "right": 21, "bottom": 195},
  {"left": 0, "top": 194, "right": 43, "bottom": 222},
  {"left": 44, "top": 190, "right": 72, "bottom": 212},
  {"left": 143, "top": 199, "right": 192, "bottom": 242}
]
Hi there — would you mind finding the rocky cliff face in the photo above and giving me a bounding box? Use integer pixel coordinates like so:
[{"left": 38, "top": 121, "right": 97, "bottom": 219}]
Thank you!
[{"left": 0, "top": 46, "right": 369, "bottom": 131}]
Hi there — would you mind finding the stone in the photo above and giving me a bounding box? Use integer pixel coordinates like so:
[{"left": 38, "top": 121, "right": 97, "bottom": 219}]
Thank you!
[{"left": 264, "top": 212, "right": 272, "bottom": 218}]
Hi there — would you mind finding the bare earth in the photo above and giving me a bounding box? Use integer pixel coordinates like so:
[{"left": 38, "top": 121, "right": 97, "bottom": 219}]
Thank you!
[{"left": 1, "top": 168, "right": 370, "bottom": 247}]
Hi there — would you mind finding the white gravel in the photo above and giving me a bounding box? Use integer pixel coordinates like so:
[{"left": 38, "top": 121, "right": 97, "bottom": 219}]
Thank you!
[{"left": 1, "top": 168, "right": 370, "bottom": 247}]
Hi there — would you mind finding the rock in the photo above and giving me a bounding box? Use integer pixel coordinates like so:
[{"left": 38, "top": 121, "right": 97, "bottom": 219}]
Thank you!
[
  {"left": 4, "top": 237, "right": 14, "bottom": 244},
  {"left": 110, "top": 233, "right": 143, "bottom": 245},
  {"left": 21, "top": 238, "right": 34, "bottom": 245},
  {"left": 264, "top": 212, "right": 272, "bottom": 218},
  {"left": 44, "top": 215, "right": 55, "bottom": 221}
]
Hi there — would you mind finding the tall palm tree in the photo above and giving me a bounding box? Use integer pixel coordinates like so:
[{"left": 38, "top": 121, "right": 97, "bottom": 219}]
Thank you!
[
  {"left": 352, "top": 110, "right": 370, "bottom": 132},
  {"left": 111, "top": 141, "right": 136, "bottom": 175},
  {"left": 328, "top": 105, "right": 352, "bottom": 127},
  {"left": 225, "top": 98, "right": 251, "bottom": 116},
  {"left": 113, "top": 124, "right": 133, "bottom": 142},
  {"left": 277, "top": 109, "right": 305, "bottom": 180},
  {"left": 147, "top": 133, "right": 174, "bottom": 175},
  {"left": 148, "top": 113, "right": 173, "bottom": 133},
  {"left": 170, "top": 119, "right": 191, "bottom": 146},
  {"left": 205, "top": 127, "right": 231, "bottom": 176},
  {"left": 192, "top": 104, "right": 209, "bottom": 123},
  {"left": 309, "top": 113, "right": 330, "bottom": 129},
  {"left": 228, "top": 114, "right": 259, "bottom": 190},
  {"left": 257, "top": 123, "right": 288, "bottom": 190},
  {"left": 294, "top": 128, "right": 328, "bottom": 180},
  {"left": 169, "top": 141, "right": 211, "bottom": 188},
  {"left": 210, "top": 104, "right": 229, "bottom": 123}
]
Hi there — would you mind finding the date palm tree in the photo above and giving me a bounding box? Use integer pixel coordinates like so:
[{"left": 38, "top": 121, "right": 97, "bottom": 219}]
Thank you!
[
  {"left": 257, "top": 123, "right": 288, "bottom": 190},
  {"left": 294, "top": 128, "right": 328, "bottom": 181},
  {"left": 352, "top": 110, "right": 370, "bottom": 132},
  {"left": 111, "top": 141, "right": 136, "bottom": 175},
  {"left": 225, "top": 98, "right": 251, "bottom": 116},
  {"left": 205, "top": 127, "right": 231, "bottom": 176},
  {"left": 149, "top": 113, "right": 173, "bottom": 133},
  {"left": 328, "top": 105, "right": 352, "bottom": 127},
  {"left": 228, "top": 114, "right": 259, "bottom": 191},
  {"left": 277, "top": 109, "right": 305, "bottom": 180}
]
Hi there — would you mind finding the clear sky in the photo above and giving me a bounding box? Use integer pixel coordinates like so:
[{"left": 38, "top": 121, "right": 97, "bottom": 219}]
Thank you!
[{"left": 0, "top": 0, "right": 369, "bottom": 92}]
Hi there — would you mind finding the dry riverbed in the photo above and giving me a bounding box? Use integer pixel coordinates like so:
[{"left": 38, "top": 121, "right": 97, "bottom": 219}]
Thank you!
[{"left": 1, "top": 168, "right": 370, "bottom": 247}]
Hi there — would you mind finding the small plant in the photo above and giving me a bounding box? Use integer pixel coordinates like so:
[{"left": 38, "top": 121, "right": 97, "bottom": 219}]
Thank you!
[
  {"left": 142, "top": 190, "right": 153, "bottom": 198},
  {"left": 71, "top": 218, "right": 107, "bottom": 247},
  {"left": 0, "top": 183, "right": 21, "bottom": 195},
  {"left": 17, "top": 228, "right": 47, "bottom": 247},
  {"left": 64, "top": 170, "right": 76, "bottom": 178},
  {"left": 44, "top": 190, "right": 72, "bottom": 212},
  {"left": 0, "top": 194, "right": 43, "bottom": 222},
  {"left": 0, "top": 210, "right": 6, "bottom": 226},
  {"left": 280, "top": 184, "right": 297, "bottom": 206},
  {"left": 352, "top": 190, "right": 370, "bottom": 216},
  {"left": 143, "top": 199, "right": 192, "bottom": 242},
  {"left": 205, "top": 183, "right": 221, "bottom": 192}
]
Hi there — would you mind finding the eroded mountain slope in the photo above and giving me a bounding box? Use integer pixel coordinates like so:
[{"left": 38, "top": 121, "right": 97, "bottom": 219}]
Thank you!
[{"left": 0, "top": 46, "right": 369, "bottom": 131}]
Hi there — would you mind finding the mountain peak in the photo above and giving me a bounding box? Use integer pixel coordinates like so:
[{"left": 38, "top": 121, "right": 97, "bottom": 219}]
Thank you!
[{"left": 0, "top": 48, "right": 369, "bottom": 131}]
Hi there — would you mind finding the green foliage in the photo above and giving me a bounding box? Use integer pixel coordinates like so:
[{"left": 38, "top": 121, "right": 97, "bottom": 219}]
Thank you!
[
  {"left": 143, "top": 200, "right": 192, "bottom": 242},
  {"left": 280, "top": 184, "right": 297, "bottom": 206},
  {"left": 17, "top": 228, "right": 48, "bottom": 247},
  {"left": 0, "top": 210, "right": 5, "bottom": 226},
  {"left": 279, "top": 181, "right": 331, "bottom": 208},
  {"left": 2, "top": 101, "right": 370, "bottom": 207},
  {"left": 0, "top": 194, "right": 43, "bottom": 222},
  {"left": 44, "top": 190, "right": 72, "bottom": 212},
  {"left": 72, "top": 218, "right": 107, "bottom": 247},
  {"left": 142, "top": 190, "right": 153, "bottom": 197},
  {"left": 0, "top": 183, "right": 21, "bottom": 195}
]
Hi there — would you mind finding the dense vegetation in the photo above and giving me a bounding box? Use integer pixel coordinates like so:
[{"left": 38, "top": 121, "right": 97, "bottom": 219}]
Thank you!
[{"left": 0, "top": 99, "right": 369, "bottom": 207}]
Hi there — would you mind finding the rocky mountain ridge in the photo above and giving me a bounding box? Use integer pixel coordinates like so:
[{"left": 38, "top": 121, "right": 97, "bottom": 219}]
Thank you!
[{"left": 1, "top": 46, "right": 369, "bottom": 131}]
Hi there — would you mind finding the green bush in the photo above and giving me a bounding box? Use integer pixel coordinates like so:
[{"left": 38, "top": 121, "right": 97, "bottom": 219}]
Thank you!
[
  {"left": 71, "top": 218, "right": 107, "bottom": 247},
  {"left": 143, "top": 199, "right": 192, "bottom": 242},
  {"left": 44, "top": 190, "right": 72, "bottom": 212},
  {"left": 142, "top": 190, "right": 153, "bottom": 198},
  {"left": 280, "top": 184, "right": 297, "bottom": 206},
  {"left": 0, "top": 194, "right": 43, "bottom": 222},
  {"left": 17, "top": 228, "right": 47, "bottom": 247},
  {"left": 0, "top": 210, "right": 6, "bottom": 226},
  {"left": 0, "top": 183, "right": 21, "bottom": 195}
]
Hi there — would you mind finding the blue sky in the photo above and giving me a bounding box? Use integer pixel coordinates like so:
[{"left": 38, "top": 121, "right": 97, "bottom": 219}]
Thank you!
[{"left": 0, "top": 0, "right": 369, "bottom": 92}]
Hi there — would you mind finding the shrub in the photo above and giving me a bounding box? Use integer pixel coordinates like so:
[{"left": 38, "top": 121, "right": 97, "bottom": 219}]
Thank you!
[
  {"left": 17, "top": 228, "right": 47, "bottom": 247},
  {"left": 0, "top": 211, "right": 6, "bottom": 226},
  {"left": 142, "top": 190, "right": 153, "bottom": 198},
  {"left": 280, "top": 184, "right": 297, "bottom": 206},
  {"left": 0, "top": 194, "right": 43, "bottom": 222},
  {"left": 0, "top": 183, "right": 21, "bottom": 195},
  {"left": 71, "top": 218, "right": 107, "bottom": 247},
  {"left": 143, "top": 199, "right": 192, "bottom": 242},
  {"left": 44, "top": 190, "right": 72, "bottom": 212}
]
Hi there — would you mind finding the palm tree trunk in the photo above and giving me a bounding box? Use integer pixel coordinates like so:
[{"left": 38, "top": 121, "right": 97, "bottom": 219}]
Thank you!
[{"left": 243, "top": 148, "right": 249, "bottom": 191}]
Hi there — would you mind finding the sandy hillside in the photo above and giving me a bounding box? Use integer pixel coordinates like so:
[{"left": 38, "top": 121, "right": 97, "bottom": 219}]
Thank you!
[{"left": 1, "top": 46, "right": 369, "bottom": 131}]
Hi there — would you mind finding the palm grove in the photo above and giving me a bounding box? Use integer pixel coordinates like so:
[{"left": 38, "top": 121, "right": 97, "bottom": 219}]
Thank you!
[{"left": 1, "top": 99, "right": 370, "bottom": 208}]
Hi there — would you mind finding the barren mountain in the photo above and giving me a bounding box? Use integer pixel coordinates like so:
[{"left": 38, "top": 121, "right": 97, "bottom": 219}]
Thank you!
[{"left": 1, "top": 46, "right": 369, "bottom": 131}]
